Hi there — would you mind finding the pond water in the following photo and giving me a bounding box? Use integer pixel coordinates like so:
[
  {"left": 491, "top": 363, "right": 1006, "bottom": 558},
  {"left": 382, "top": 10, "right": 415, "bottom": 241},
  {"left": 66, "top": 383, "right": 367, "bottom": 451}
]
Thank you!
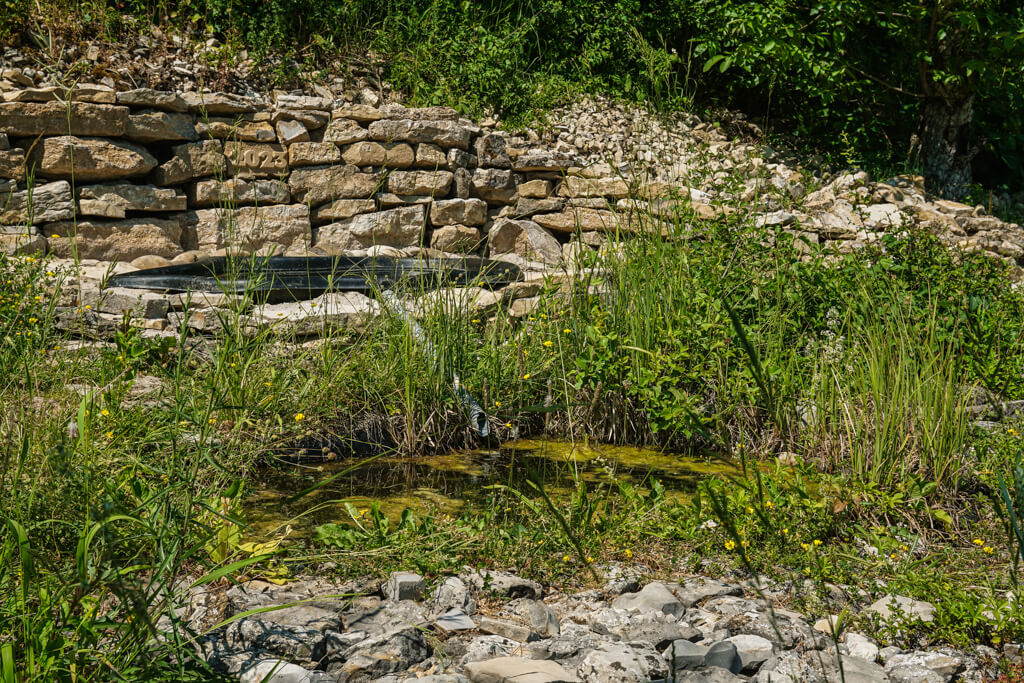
[{"left": 243, "top": 439, "right": 734, "bottom": 538}]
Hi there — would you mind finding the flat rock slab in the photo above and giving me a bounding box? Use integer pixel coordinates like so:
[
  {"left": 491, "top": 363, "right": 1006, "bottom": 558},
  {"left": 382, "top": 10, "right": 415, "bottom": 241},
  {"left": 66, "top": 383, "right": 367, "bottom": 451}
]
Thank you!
[
  {"left": 464, "top": 657, "right": 578, "bottom": 683},
  {"left": 611, "top": 581, "right": 684, "bottom": 618},
  {"left": 867, "top": 595, "right": 936, "bottom": 623}
]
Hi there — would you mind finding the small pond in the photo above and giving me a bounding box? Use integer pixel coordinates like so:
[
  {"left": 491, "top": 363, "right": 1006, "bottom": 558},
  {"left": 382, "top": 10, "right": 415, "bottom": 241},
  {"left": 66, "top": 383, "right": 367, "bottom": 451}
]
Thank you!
[{"left": 243, "top": 439, "right": 734, "bottom": 538}]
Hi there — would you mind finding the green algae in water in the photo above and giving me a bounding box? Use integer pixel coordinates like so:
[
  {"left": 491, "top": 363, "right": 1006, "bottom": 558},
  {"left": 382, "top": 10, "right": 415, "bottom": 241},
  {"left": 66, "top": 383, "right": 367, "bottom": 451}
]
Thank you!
[{"left": 243, "top": 439, "right": 733, "bottom": 538}]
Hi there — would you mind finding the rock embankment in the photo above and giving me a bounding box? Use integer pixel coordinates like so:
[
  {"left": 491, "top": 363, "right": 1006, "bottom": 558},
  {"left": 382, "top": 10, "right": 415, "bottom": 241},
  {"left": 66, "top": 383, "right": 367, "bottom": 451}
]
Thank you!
[{"left": 182, "top": 568, "right": 1006, "bottom": 682}]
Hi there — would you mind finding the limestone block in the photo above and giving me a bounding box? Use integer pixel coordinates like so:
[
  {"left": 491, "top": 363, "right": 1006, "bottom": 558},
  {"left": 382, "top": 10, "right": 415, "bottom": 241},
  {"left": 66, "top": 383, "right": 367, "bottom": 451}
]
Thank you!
[
  {"left": 191, "top": 178, "right": 290, "bottom": 207},
  {"left": 275, "top": 119, "right": 309, "bottom": 144},
  {"left": 195, "top": 117, "right": 276, "bottom": 142},
  {"left": 47, "top": 217, "right": 182, "bottom": 260},
  {"left": 0, "top": 232, "right": 47, "bottom": 255},
  {"left": 180, "top": 91, "right": 259, "bottom": 115},
  {"left": 518, "top": 179, "right": 551, "bottom": 198},
  {"left": 487, "top": 218, "right": 561, "bottom": 265},
  {"left": 273, "top": 109, "right": 329, "bottom": 130},
  {"left": 224, "top": 141, "right": 289, "bottom": 178},
  {"left": 331, "top": 104, "right": 382, "bottom": 123},
  {"left": 380, "top": 103, "right": 461, "bottom": 120},
  {"left": 415, "top": 143, "right": 448, "bottom": 169},
  {"left": 511, "top": 151, "right": 577, "bottom": 172},
  {"left": 316, "top": 205, "right": 424, "bottom": 252},
  {"left": 367, "top": 119, "right": 471, "bottom": 149},
  {"left": 89, "top": 286, "right": 170, "bottom": 319},
  {"left": 153, "top": 140, "right": 226, "bottom": 185},
  {"left": 313, "top": 199, "right": 376, "bottom": 222},
  {"left": 125, "top": 111, "right": 198, "bottom": 143},
  {"left": 388, "top": 170, "right": 453, "bottom": 196},
  {"left": 0, "top": 101, "right": 128, "bottom": 136},
  {"left": 323, "top": 117, "right": 369, "bottom": 144},
  {"left": 78, "top": 183, "right": 186, "bottom": 218},
  {"left": 116, "top": 89, "right": 188, "bottom": 112},
  {"left": 275, "top": 94, "right": 333, "bottom": 110},
  {"left": 250, "top": 292, "right": 379, "bottom": 334},
  {"left": 187, "top": 204, "right": 311, "bottom": 253},
  {"left": 288, "top": 165, "right": 379, "bottom": 205},
  {"left": 430, "top": 225, "right": 481, "bottom": 253},
  {"left": 431, "top": 198, "right": 487, "bottom": 226},
  {"left": 558, "top": 176, "right": 630, "bottom": 200},
  {"left": 474, "top": 134, "right": 511, "bottom": 168},
  {"left": 0, "top": 180, "right": 73, "bottom": 224},
  {"left": 533, "top": 208, "right": 618, "bottom": 233},
  {"left": 0, "top": 148, "right": 24, "bottom": 179},
  {"left": 342, "top": 141, "right": 414, "bottom": 168},
  {"left": 471, "top": 168, "right": 517, "bottom": 204},
  {"left": 288, "top": 142, "right": 341, "bottom": 167},
  {"left": 30, "top": 136, "right": 157, "bottom": 182},
  {"left": 464, "top": 657, "right": 577, "bottom": 683}
]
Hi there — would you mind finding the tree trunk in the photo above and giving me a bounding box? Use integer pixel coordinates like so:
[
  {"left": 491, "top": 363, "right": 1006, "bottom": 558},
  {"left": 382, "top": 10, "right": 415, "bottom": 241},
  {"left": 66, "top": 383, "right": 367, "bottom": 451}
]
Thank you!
[{"left": 918, "top": 93, "right": 976, "bottom": 199}]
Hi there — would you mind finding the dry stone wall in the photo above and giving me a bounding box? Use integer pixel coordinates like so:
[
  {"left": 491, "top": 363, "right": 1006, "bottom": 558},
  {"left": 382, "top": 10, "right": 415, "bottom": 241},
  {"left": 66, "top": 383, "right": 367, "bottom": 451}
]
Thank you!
[
  {"left": 0, "top": 89, "right": 631, "bottom": 267},
  {"left": 3, "top": 86, "right": 1024, "bottom": 277}
]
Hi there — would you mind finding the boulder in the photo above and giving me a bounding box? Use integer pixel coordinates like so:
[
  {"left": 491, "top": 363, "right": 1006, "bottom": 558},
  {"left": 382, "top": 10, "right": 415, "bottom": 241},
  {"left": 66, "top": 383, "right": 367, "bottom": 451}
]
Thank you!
[
  {"left": 78, "top": 183, "right": 186, "bottom": 218},
  {"left": 31, "top": 136, "right": 157, "bottom": 182},
  {"left": 725, "top": 634, "right": 775, "bottom": 673},
  {"left": 0, "top": 101, "right": 128, "bottom": 136}
]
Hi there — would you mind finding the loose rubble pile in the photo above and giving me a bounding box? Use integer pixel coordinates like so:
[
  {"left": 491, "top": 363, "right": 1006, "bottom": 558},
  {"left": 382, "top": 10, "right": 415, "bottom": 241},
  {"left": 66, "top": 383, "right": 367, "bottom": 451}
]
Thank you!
[
  {"left": 3, "top": 83, "right": 1023, "bottom": 337},
  {"left": 183, "top": 568, "right": 1007, "bottom": 682}
]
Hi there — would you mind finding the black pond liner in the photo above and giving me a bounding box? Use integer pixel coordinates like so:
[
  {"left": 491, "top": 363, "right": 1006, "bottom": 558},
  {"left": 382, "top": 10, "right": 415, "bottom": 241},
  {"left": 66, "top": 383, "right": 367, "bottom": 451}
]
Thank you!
[{"left": 106, "top": 255, "right": 523, "bottom": 302}]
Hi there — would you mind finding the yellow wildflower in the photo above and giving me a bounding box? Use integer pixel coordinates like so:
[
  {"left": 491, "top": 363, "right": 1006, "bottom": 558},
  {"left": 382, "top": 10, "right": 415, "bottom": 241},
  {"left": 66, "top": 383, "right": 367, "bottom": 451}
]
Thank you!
[
  {"left": 973, "top": 538, "right": 984, "bottom": 546},
  {"left": 522, "top": 373, "right": 531, "bottom": 380},
  {"left": 494, "top": 401, "right": 502, "bottom": 408},
  {"left": 562, "top": 554, "right": 571, "bottom": 563},
  {"left": 105, "top": 431, "right": 114, "bottom": 439},
  {"left": 624, "top": 549, "right": 633, "bottom": 558},
  {"left": 745, "top": 506, "right": 754, "bottom": 514},
  {"left": 100, "top": 409, "right": 109, "bottom": 417},
  {"left": 801, "top": 542, "right": 810, "bottom": 551},
  {"left": 724, "top": 540, "right": 736, "bottom": 550},
  {"left": 984, "top": 546, "right": 994, "bottom": 555},
  {"left": 543, "top": 340, "right": 553, "bottom": 347},
  {"left": 812, "top": 539, "right": 823, "bottom": 547},
  {"left": 294, "top": 412, "right": 306, "bottom": 422}
]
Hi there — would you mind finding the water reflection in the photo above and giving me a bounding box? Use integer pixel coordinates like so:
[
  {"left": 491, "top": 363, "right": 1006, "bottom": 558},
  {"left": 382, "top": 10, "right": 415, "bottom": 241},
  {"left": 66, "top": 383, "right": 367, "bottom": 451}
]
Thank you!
[{"left": 244, "top": 439, "right": 732, "bottom": 536}]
